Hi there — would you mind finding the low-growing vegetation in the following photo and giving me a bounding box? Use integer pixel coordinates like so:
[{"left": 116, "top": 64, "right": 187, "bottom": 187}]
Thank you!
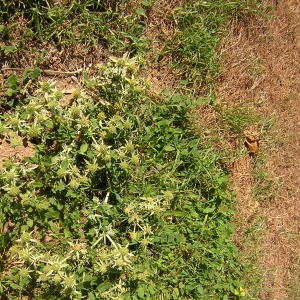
[
  {"left": 0, "top": 53, "right": 248, "bottom": 300},
  {"left": 0, "top": 0, "right": 266, "bottom": 299}
]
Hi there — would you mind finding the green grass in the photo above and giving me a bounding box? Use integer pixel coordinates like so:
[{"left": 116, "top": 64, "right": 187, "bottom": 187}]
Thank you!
[
  {"left": 0, "top": 1, "right": 267, "bottom": 299},
  {"left": 219, "top": 101, "right": 261, "bottom": 134},
  {"left": 0, "top": 0, "right": 149, "bottom": 62},
  {"left": 158, "top": 1, "right": 265, "bottom": 92}
]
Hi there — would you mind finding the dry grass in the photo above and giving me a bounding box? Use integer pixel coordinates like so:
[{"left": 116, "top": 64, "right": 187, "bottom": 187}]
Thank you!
[{"left": 216, "top": 0, "right": 300, "bottom": 298}]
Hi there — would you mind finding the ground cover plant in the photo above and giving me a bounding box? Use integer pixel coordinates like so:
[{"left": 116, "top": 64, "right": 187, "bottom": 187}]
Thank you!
[
  {"left": 0, "top": 53, "right": 248, "bottom": 300},
  {"left": 0, "top": 0, "right": 265, "bottom": 299}
]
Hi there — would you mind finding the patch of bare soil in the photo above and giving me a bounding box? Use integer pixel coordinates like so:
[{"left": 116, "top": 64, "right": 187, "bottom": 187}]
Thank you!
[
  {"left": 0, "top": 138, "right": 35, "bottom": 168},
  {"left": 217, "top": 0, "right": 300, "bottom": 298}
]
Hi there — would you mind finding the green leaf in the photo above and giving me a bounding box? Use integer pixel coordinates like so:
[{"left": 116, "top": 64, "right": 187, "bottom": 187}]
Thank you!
[
  {"left": 83, "top": 72, "right": 89, "bottom": 82},
  {"left": 163, "top": 87, "right": 171, "bottom": 96},
  {"left": 135, "top": 8, "right": 146, "bottom": 15},
  {"left": 20, "top": 225, "right": 28, "bottom": 232},
  {"left": 0, "top": 25, "right": 5, "bottom": 33},
  {"left": 64, "top": 228, "right": 71, "bottom": 238},
  {"left": 96, "top": 282, "right": 111, "bottom": 293},
  {"left": 6, "top": 88, "right": 16, "bottom": 97},
  {"left": 172, "top": 93, "right": 182, "bottom": 102},
  {"left": 54, "top": 180, "right": 66, "bottom": 192},
  {"left": 84, "top": 275, "right": 98, "bottom": 283},
  {"left": 3, "top": 45, "right": 15, "bottom": 55},
  {"left": 61, "top": 159, "right": 69, "bottom": 170},
  {"left": 197, "top": 285, "right": 204, "bottom": 294},
  {"left": 7, "top": 74, "right": 18, "bottom": 88},
  {"left": 22, "top": 68, "right": 29, "bottom": 81},
  {"left": 30, "top": 67, "right": 40, "bottom": 79},
  {"left": 165, "top": 210, "right": 186, "bottom": 217},
  {"left": 148, "top": 284, "right": 156, "bottom": 295},
  {"left": 164, "top": 145, "right": 175, "bottom": 151},
  {"left": 31, "top": 181, "right": 43, "bottom": 188},
  {"left": 83, "top": 72, "right": 94, "bottom": 87},
  {"left": 180, "top": 80, "right": 189, "bottom": 85},
  {"left": 217, "top": 174, "right": 229, "bottom": 185},
  {"left": 26, "top": 219, "right": 33, "bottom": 227},
  {"left": 7, "top": 99, "right": 15, "bottom": 106},
  {"left": 9, "top": 282, "right": 19, "bottom": 289},
  {"left": 79, "top": 143, "right": 88, "bottom": 153},
  {"left": 88, "top": 292, "right": 96, "bottom": 300},
  {"left": 49, "top": 221, "right": 59, "bottom": 233},
  {"left": 141, "top": 0, "right": 152, "bottom": 6},
  {"left": 45, "top": 120, "right": 54, "bottom": 128},
  {"left": 203, "top": 206, "right": 215, "bottom": 214},
  {"left": 137, "top": 286, "right": 144, "bottom": 298},
  {"left": 173, "top": 287, "right": 180, "bottom": 297}
]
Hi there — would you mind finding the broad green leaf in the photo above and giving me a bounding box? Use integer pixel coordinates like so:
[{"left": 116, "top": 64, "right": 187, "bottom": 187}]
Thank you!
[
  {"left": 20, "top": 225, "right": 28, "bottom": 232},
  {"left": 217, "top": 174, "right": 229, "bottom": 185},
  {"left": 203, "top": 206, "right": 215, "bottom": 214},
  {"left": 7, "top": 99, "right": 15, "bottom": 107},
  {"left": 97, "top": 282, "right": 111, "bottom": 293},
  {"left": 49, "top": 221, "right": 59, "bottom": 233},
  {"left": 7, "top": 74, "right": 18, "bottom": 88},
  {"left": 141, "top": 0, "right": 152, "bottom": 6},
  {"left": 88, "top": 292, "right": 96, "bottom": 300},
  {"left": 45, "top": 120, "right": 54, "bottom": 128},
  {"left": 172, "top": 93, "right": 182, "bottom": 102},
  {"left": 135, "top": 8, "right": 145, "bottom": 15},
  {"left": 84, "top": 275, "right": 98, "bottom": 282},
  {"left": 197, "top": 285, "right": 204, "bottom": 294},
  {"left": 9, "top": 282, "right": 19, "bottom": 289},
  {"left": 31, "top": 181, "right": 43, "bottom": 188},
  {"left": 3, "top": 45, "right": 15, "bottom": 54},
  {"left": 61, "top": 159, "right": 68, "bottom": 170},
  {"left": 26, "top": 219, "right": 33, "bottom": 227},
  {"left": 6, "top": 88, "right": 16, "bottom": 96},
  {"left": 164, "top": 145, "right": 175, "bottom": 151},
  {"left": 163, "top": 87, "right": 171, "bottom": 96},
  {"left": 54, "top": 180, "right": 65, "bottom": 192},
  {"left": 137, "top": 287, "right": 144, "bottom": 298},
  {"left": 79, "top": 143, "right": 88, "bottom": 153},
  {"left": 22, "top": 68, "right": 29, "bottom": 81},
  {"left": 148, "top": 284, "right": 156, "bottom": 295},
  {"left": 173, "top": 287, "right": 180, "bottom": 297},
  {"left": 64, "top": 228, "right": 71, "bottom": 238},
  {"left": 30, "top": 67, "right": 40, "bottom": 79}
]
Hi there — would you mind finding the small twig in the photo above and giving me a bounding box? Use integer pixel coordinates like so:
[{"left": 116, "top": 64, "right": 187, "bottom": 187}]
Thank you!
[{"left": 1, "top": 67, "right": 83, "bottom": 76}]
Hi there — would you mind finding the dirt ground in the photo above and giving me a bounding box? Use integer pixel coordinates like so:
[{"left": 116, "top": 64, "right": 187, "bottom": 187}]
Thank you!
[{"left": 217, "top": 0, "right": 300, "bottom": 298}]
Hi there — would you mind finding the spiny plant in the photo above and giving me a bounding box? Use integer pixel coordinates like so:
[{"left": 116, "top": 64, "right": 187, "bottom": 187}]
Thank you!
[{"left": 0, "top": 53, "right": 249, "bottom": 299}]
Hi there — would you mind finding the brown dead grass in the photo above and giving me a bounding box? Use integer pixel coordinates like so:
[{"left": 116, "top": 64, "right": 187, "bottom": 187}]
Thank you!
[{"left": 217, "top": 0, "right": 300, "bottom": 298}]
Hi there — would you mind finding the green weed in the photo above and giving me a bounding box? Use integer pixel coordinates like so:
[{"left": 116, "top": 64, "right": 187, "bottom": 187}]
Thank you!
[
  {"left": 219, "top": 102, "right": 260, "bottom": 134},
  {"left": 0, "top": 54, "right": 249, "bottom": 300}
]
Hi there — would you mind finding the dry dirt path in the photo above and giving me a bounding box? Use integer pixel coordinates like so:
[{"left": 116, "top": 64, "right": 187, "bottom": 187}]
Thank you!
[{"left": 218, "top": 0, "right": 300, "bottom": 299}]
